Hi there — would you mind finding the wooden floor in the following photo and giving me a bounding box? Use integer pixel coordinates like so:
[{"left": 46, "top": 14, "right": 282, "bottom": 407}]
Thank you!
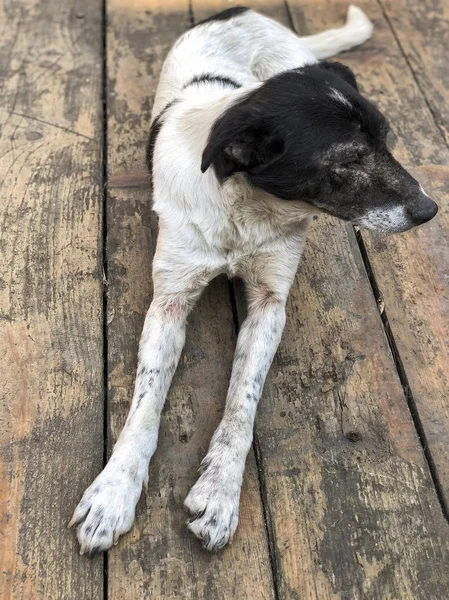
[{"left": 2, "top": 0, "right": 449, "bottom": 598}]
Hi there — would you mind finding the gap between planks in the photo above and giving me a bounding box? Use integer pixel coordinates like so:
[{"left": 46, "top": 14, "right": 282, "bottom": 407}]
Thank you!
[
  {"left": 101, "top": 0, "right": 110, "bottom": 595},
  {"left": 227, "top": 277, "right": 281, "bottom": 600},
  {"left": 355, "top": 229, "right": 449, "bottom": 521}
]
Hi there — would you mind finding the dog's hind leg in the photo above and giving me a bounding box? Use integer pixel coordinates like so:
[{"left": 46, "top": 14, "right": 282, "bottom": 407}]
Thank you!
[
  {"left": 185, "top": 238, "right": 307, "bottom": 551},
  {"left": 70, "top": 241, "right": 216, "bottom": 556},
  {"left": 299, "top": 5, "right": 373, "bottom": 59}
]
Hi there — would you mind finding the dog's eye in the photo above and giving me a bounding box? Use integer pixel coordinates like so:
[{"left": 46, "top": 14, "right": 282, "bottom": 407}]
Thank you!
[
  {"left": 331, "top": 162, "right": 358, "bottom": 184},
  {"left": 385, "top": 129, "right": 397, "bottom": 152},
  {"left": 338, "top": 158, "right": 360, "bottom": 169}
]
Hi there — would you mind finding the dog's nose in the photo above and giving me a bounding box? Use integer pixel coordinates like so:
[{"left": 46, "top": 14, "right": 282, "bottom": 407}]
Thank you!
[{"left": 408, "top": 197, "right": 438, "bottom": 225}]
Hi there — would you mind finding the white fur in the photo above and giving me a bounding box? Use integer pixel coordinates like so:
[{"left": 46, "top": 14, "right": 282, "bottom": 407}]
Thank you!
[
  {"left": 419, "top": 183, "right": 431, "bottom": 198},
  {"left": 300, "top": 4, "right": 373, "bottom": 59},
  {"left": 329, "top": 87, "right": 352, "bottom": 108},
  {"left": 356, "top": 205, "right": 410, "bottom": 232},
  {"left": 71, "top": 5, "right": 374, "bottom": 554}
]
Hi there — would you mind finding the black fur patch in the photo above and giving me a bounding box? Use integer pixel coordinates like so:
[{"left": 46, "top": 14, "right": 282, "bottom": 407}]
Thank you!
[
  {"left": 183, "top": 73, "right": 241, "bottom": 90},
  {"left": 201, "top": 64, "right": 429, "bottom": 224},
  {"left": 146, "top": 100, "right": 178, "bottom": 174},
  {"left": 196, "top": 7, "right": 249, "bottom": 26},
  {"left": 318, "top": 61, "right": 359, "bottom": 90}
]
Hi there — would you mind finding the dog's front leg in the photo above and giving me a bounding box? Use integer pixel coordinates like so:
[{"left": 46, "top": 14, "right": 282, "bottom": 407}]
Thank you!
[
  {"left": 185, "top": 249, "right": 302, "bottom": 551},
  {"left": 70, "top": 252, "right": 210, "bottom": 556},
  {"left": 185, "top": 292, "right": 287, "bottom": 550}
]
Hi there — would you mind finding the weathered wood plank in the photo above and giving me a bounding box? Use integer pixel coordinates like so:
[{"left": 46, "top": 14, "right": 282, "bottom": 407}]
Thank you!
[
  {"left": 287, "top": 0, "right": 449, "bottom": 505},
  {"left": 105, "top": 0, "right": 274, "bottom": 597},
  {"left": 376, "top": 0, "right": 449, "bottom": 499},
  {"left": 380, "top": 0, "right": 449, "bottom": 144},
  {"left": 0, "top": 0, "right": 104, "bottom": 599},
  {"left": 193, "top": 0, "right": 449, "bottom": 597}
]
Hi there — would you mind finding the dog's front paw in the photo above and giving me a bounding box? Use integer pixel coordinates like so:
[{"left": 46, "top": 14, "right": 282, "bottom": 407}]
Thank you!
[
  {"left": 69, "top": 463, "right": 143, "bottom": 556},
  {"left": 184, "top": 468, "right": 240, "bottom": 551}
]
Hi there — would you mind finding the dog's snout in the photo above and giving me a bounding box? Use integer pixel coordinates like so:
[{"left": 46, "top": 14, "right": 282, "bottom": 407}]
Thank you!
[{"left": 407, "top": 197, "right": 438, "bottom": 225}]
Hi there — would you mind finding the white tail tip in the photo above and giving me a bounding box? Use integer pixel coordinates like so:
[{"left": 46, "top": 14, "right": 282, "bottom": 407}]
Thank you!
[{"left": 346, "top": 5, "right": 374, "bottom": 40}]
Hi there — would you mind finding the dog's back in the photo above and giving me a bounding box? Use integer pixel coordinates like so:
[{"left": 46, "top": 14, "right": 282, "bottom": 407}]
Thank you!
[{"left": 152, "top": 6, "right": 373, "bottom": 119}]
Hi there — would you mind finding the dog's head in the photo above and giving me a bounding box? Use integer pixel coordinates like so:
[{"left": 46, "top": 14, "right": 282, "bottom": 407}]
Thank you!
[{"left": 201, "top": 63, "right": 438, "bottom": 233}]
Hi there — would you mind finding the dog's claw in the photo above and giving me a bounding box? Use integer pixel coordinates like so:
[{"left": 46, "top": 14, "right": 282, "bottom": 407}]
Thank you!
[
  {"left": 68, "top": 515, "right": 81, "bottom": 528},
  {"left": 188, "top": 508, "right": 206, "bottom": 524}
]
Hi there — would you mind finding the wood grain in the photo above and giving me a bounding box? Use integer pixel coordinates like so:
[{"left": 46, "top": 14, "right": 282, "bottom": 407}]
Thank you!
[
  {"left": 0, "top": 0, "right": 104, "bottom": 599},
  {"left": 105, "top": 0, "right": 274, "bottom": 597},
  {"left": 377, "top": 0, "right": 449, "bottom": 501},
  {"left": 285, "top": 0, "right": 449, "bottom": 506},
  {"left": 194, "top": 0, "right": 449, "bottom": 597},
  {"left": 380, "top": 0, "right": 449, "bottom": 145}
]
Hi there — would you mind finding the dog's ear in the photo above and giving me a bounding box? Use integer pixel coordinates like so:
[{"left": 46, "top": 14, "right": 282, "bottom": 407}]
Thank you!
[
  {"left": 317, "top": 61, "right": 358, "bottom": 91},
  {"left": 201, "top": 111, "right": 285, "bottom": 179}
]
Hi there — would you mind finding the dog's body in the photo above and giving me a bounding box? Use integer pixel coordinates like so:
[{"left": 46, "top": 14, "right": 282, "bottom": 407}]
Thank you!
[{"left": 71, "top": 6, "right": 438, "bottom": 555}]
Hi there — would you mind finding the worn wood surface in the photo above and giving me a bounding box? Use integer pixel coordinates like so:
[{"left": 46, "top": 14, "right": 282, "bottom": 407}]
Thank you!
[
  {"left": 380, "top": 0, "right": 449, "bottom": 145},
  {"left": 106, "top": 0, "right": 274, "bottom": 597},
  {"left": 0, "top": 0, "right": 104, "bottom": 599},
  {"left": 371, "top": 0, "right": 449, "bottom": 504},
  {"left": 2, "top": 0, "right": 449, "bottom": 598},
  {"left": 248, "top": 215, "right": 449, "bottom": 599},
  {"left": 288, "top": 0, "right": 449, "bottom": 506}
]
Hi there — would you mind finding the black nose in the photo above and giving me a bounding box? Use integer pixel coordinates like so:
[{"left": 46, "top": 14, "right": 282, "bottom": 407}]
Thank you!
[{"left": 408, "top": 197, "right": 438, "bottom": 225}]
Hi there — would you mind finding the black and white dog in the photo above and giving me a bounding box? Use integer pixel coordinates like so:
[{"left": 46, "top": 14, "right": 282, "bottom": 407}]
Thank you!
[{"left": 71, "top": 5, "right": 438, "bottom": 555}]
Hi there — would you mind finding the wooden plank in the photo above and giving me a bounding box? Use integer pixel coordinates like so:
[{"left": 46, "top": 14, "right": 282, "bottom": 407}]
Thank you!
[
  {"left": 0, "top": 1, "right": 104, "bottom": 599},
  {"left": 192, "top": 0, "right": 449, "bottom": 597},
  {"left": 105, "top": 1, "right": 274, "bottom": 597},
  {"left": 380, "top": 0, "right": 449, "bottom": 144},
  {"left": 287, "top": 0, "right": 449, "bottom": 505},
  {"left": 376, "top": 0, "right": 449, "bottom": 499}
]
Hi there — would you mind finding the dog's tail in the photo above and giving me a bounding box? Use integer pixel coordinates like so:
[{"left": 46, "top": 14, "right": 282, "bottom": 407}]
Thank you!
[{"left": 300, "top": 5, "right": 373, "bottom": 59}]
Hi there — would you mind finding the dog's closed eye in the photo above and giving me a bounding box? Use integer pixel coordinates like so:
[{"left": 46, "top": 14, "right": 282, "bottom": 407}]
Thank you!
[
  {"left": 339, "top": 150, "right": 368, "bottom": 168},
  {"left": 330, "top": 150, "right": 372, "bottom": 185},
  {"left": 328, "top": 144, "right": 368, "bottom": 170},
  {"left": 337, "top": 159, "right": 361, "bottom": 169}
]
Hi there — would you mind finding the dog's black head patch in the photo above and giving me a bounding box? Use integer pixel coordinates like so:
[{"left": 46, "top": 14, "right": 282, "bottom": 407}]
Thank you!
[{"left": 202, "top": 63, "right": 438, "bottom": 232}]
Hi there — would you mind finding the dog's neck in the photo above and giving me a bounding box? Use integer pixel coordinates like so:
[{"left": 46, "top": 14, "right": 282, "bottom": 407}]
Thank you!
[{"left": 222, "top": 173, "right": 315, "bottom": 232}]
